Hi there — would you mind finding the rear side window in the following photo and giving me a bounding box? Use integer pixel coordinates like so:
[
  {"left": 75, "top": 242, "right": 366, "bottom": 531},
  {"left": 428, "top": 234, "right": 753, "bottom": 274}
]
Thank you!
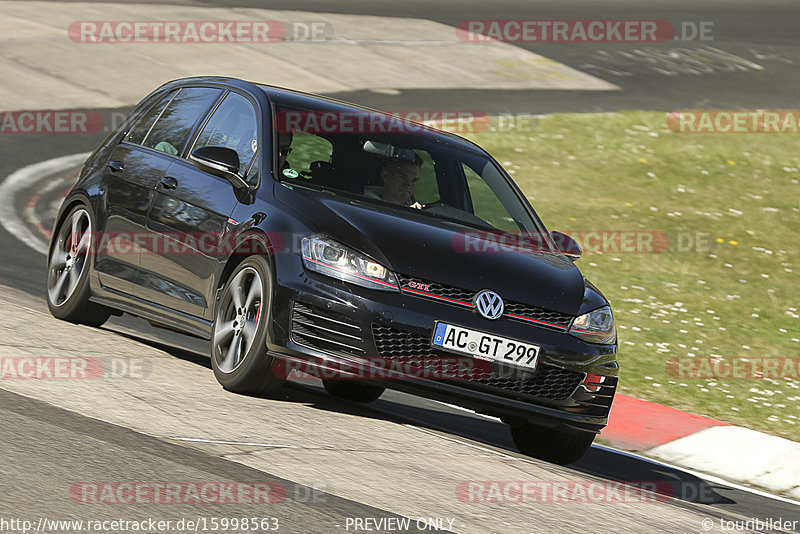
[
  {"left": 193, "top": 92, "right": 259, "bottom": 177},
  {"left": 284, "top": 133, "right": 332, "bottom": 174},
  {"left": 126, "top": 90, "right": 177, "bottom": 145},
  {"left": 143, "top": 87, "right": 221, "bottom": 156}
]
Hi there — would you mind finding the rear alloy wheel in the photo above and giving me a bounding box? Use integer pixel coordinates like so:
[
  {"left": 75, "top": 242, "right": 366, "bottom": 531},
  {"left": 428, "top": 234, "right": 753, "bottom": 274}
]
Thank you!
[
  {"left": 211, "top": 256, "right": 283, "bottom": 395},
  {"left": 46, "top": 205, "right": 111, "bottom": 327},
  {"left": 322, "top": 379, "right": 385, "bottom": 403},
  {"left": 509, "top": 422, "right": 595, "bottom": 465}
]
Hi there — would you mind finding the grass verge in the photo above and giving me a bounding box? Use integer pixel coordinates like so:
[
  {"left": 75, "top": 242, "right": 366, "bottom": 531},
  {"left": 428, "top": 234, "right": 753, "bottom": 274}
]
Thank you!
[{"left": 464, "top": 111, "right": 800, "bottom": 441}]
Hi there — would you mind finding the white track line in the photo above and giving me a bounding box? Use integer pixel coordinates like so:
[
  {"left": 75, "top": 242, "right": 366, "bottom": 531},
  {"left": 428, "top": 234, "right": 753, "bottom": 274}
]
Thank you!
[
  {"left": 430, "top": 401, "right": 800, "bottom": 505},
  {"left": 410, "top": 422, "right": 800, "bottom": 506},
  {"left": 590, "top": 444, "right": 800, "bottom": 507},
  {"left": 0, "top": 153, "right": 90, "bottom": 255},
  {"left": 23, "top": 168, "right": 75, "bottom": 233}
]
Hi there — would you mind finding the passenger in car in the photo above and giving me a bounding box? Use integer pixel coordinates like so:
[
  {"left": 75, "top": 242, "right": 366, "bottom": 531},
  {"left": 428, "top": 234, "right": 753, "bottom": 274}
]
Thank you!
[
  {"left": 153, "top": 141, "right": 178, "bottom": 155},
  {"left": 364, "top": 154, "right": 423, "bottom": 209}
]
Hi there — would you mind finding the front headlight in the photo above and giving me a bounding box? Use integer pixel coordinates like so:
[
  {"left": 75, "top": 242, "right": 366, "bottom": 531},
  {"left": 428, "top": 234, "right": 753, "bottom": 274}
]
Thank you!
[
  {"left": 301, "top": 236, "right": 399, "bottom": 292},
  {"left": 569, "top": 305, "right": 616, "bottom": 344}
]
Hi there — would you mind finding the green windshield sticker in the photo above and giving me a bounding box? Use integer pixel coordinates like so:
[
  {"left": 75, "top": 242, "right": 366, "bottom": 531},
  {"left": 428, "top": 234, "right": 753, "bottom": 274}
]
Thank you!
[{"left": 282, "top": 168, "right": 299, "bottom": 179}]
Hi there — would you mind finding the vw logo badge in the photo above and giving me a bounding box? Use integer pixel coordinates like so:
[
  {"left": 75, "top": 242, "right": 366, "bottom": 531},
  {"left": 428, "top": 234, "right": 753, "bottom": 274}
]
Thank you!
[{"left": 474, "top": 290, "right": 504, "bottom": 320}]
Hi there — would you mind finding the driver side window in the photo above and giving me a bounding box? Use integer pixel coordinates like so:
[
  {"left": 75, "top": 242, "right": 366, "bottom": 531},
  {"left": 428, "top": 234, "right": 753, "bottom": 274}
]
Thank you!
[{"left": 194, "top": 92, "right": 259, "bottom": 181}]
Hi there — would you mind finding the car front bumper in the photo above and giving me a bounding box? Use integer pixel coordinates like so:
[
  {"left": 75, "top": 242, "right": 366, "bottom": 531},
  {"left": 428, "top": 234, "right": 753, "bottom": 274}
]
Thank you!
[{"left": 267, "top": 254, "right": 619, "bottom": 434}]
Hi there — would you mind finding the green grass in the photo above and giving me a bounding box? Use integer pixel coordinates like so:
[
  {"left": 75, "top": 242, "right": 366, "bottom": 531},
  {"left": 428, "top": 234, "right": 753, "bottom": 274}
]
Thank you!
[{"left": 463, "top": 112, "right": 800, "bottom": 442}]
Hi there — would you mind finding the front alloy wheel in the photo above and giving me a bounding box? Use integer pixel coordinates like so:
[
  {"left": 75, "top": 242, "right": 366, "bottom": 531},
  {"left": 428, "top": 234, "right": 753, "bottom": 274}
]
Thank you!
[
  {"left": 46, "top": 205, "right": 110, "bottom": 327},
  {"left": 211, "top": 256, "right": 283, "bottom": 395}
]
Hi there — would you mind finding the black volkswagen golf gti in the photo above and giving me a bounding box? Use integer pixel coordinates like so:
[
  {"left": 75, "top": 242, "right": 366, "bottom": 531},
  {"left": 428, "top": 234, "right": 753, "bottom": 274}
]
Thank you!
[{"left": 46, "top": 77, "right": 618, "bottom": 465}]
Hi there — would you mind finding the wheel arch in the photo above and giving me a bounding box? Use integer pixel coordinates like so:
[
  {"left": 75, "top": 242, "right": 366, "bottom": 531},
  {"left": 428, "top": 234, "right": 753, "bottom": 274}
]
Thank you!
[
  {"left": 49, "top": 195, "right": 88, "bottom": 253},
  {"left": 215, "top": 230, "right": 279, "bottom": 306}
]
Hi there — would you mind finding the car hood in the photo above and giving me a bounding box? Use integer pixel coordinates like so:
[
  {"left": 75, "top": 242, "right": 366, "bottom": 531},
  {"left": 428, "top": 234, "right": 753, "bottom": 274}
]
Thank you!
[{"left": 276, "top": 185, "right": 587, "bottom": 314}]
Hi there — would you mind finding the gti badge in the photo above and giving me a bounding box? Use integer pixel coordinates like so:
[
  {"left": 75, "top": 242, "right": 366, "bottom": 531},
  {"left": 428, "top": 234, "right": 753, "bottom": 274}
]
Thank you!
[
  {"left": 474, "top": 289, "right": 504, "bottom": 320},
  {"left": 407, "top": 280, "right": 431, "bottom": 292}
]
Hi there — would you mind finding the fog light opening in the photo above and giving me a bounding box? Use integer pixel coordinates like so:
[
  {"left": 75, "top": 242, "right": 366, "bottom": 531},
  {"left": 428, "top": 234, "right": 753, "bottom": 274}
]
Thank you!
[{"left": 583, "top": 373, "right": 605, "bottom": 392}]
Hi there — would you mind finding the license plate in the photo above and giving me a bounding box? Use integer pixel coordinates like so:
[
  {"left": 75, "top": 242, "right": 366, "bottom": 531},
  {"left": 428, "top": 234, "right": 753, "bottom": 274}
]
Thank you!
[{"left": 431, "top": 322, "right": 540, "bottom": 369}]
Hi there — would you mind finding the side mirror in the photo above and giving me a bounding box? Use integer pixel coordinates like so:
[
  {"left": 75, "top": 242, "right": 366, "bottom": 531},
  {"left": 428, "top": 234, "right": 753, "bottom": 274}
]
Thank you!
[
  {"left": 550, "top": 230, "right": 582, "bottom": 261},
  {"left": 190, "top": 147, "right": 249, "bottom": 189}
]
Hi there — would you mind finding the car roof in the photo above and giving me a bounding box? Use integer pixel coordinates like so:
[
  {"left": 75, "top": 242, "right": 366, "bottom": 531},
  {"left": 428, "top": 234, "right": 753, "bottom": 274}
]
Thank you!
[{"left": 162, "top": 76, "right": 488, "bottom": 156}]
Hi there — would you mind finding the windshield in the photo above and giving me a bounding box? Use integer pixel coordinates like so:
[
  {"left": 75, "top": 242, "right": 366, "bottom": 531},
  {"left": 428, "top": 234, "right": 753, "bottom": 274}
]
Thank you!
[{"left": 273, "top": 104, "right": 545, "bottom": 236}]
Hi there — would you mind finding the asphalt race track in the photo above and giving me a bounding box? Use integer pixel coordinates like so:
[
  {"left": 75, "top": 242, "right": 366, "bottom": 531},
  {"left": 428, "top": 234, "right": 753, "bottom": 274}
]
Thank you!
[
  {"left": 1, "top": 0, "right": 799, "bottom": 532},
  {"left": 41, "top": 0, "right": 800, "bottom": 113}
]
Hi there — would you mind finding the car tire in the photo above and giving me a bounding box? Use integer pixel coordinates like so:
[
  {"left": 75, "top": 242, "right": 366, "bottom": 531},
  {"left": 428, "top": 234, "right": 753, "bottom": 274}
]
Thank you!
[
  {"left": 211, "top": 256, "right": 284, "bottom": 396},
  {"left": 322, "top": 379, "right": 385, "bottom": 403},
  {"left": 46, "top": 205, "right": 111, "bottom": 327},
  {"left": 509, "top": 422, "right": 595, "bottom": 465}
]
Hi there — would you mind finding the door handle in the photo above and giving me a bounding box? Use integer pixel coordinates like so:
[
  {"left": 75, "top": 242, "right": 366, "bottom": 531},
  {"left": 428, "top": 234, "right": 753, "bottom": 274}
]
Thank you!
[
  {"left": 160, "top": 176, "right": 178, "bottom": 190},
  {"left": 107, "top": 161, "right": 124, "bottom": 172}
]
